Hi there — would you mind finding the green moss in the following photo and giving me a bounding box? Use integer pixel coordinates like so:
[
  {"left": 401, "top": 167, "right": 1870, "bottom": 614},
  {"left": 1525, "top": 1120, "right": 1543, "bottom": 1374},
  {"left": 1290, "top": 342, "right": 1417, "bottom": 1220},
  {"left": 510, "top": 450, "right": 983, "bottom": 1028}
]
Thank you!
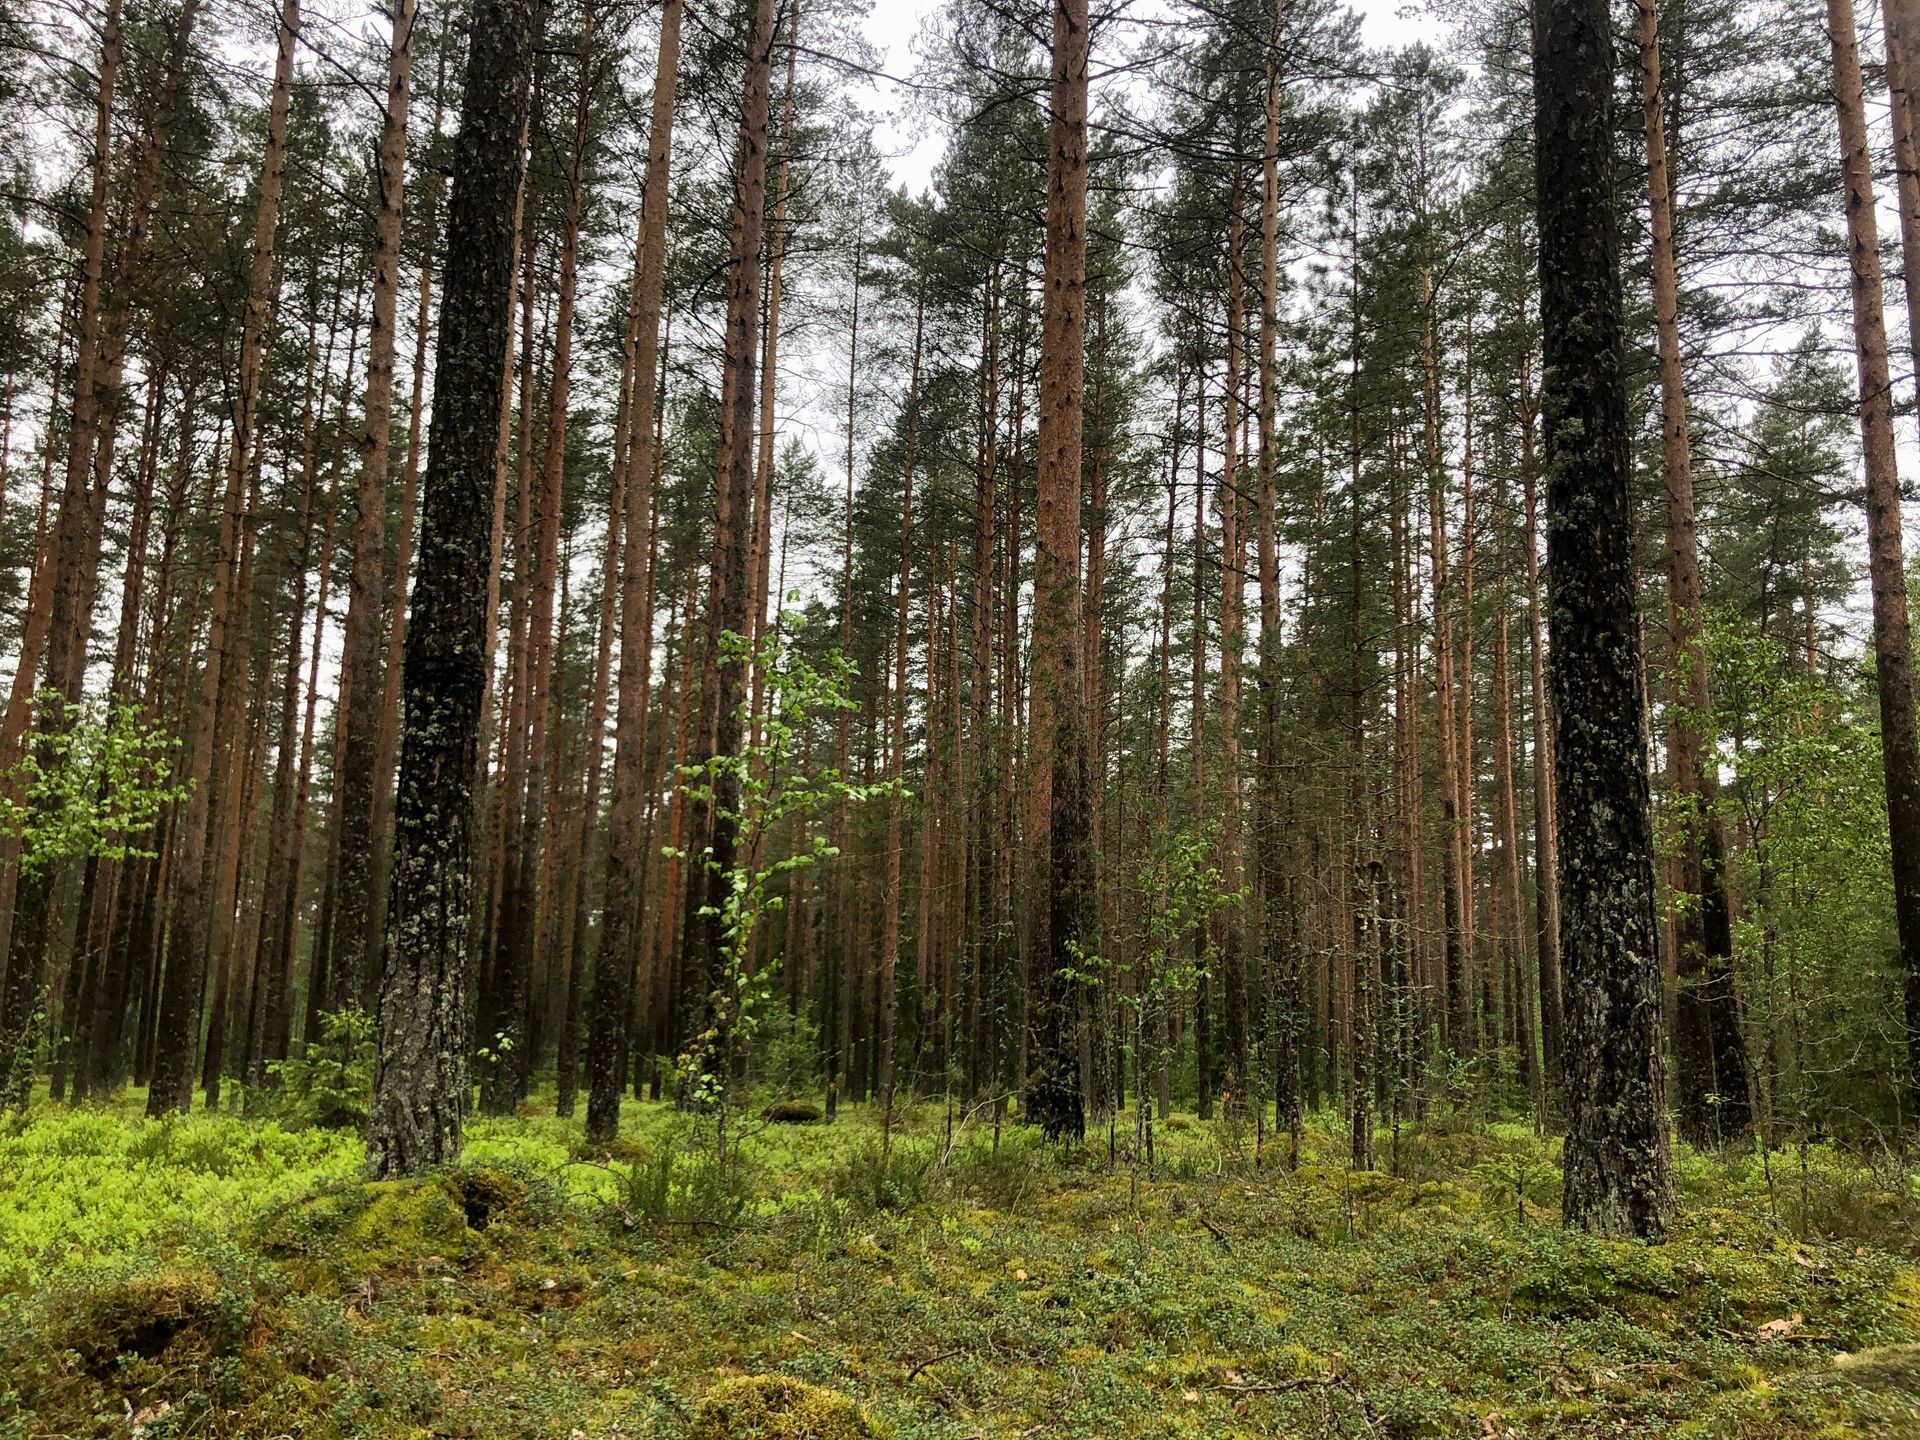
[
  {"left": 52, "top": 1266, "right": 246, "bottom": 1372},
  {"left": 253, "top": 1166, "right": 531, "bottom": 1283},
  {"left": 447, "top": 1166, "right": 530, "bottom": 1229},
  {"left": 6, "top": 1097, "right": 1919, "bottom": 1439},
  {"left": 1890, "top": 1268, "right": 1920, "bottom": 1329},
  {"left": 1831, "top": 1343, "right": 1920, "bottom": 1394},
  {"left": 571, "top": 1133, "right": 650, "bottom": 1163},
  {"left": 685, "top": 1375, "right": 887, "bottom": 1440}
]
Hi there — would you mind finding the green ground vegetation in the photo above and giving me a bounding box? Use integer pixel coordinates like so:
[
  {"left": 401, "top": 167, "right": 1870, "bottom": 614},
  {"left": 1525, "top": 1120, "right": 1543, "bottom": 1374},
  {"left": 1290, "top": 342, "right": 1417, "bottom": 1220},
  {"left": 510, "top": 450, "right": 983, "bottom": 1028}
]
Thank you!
[{"left": 1, "top": 1090, "right": 1917, "bottom": 1438}]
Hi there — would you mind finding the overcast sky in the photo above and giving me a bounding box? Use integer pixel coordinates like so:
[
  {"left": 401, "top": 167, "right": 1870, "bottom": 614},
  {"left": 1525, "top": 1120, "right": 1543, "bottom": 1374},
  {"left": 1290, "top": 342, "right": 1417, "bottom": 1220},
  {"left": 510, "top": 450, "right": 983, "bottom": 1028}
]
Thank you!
[{"left": 854, "top": 0, "right": 1446, "bottom": 192}]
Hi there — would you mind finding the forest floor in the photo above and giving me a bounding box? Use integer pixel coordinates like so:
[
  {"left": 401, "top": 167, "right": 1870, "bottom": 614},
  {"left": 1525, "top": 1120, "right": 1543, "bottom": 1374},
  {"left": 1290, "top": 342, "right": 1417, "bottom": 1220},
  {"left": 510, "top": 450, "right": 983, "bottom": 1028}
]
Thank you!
[{"left": 2, "top": 1090, "right": 1918, "bottom": 1439}]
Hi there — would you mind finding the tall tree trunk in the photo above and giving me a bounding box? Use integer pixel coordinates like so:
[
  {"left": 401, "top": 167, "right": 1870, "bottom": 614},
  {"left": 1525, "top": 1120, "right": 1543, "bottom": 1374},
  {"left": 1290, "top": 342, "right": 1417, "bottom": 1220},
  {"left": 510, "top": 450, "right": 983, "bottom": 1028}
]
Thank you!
[
  {"left": 879, "top": 292, "right": 925, "bottom": 1117},
  {"left": 678, "top": 0, "right": 778, "bottom": 1092},
  {"left": 556, "top": 423, "right": 621, "bottom": 1119},
  {"left": 1256, "top": 0, "right": 1296, "bottom": 1163},
  {"left": 1535, "top": 0, "right": 1672, "bottom": 1238},
  {"left": 1828, "top": 0, "right": 1920, "bottom": 1128},
  {"left": 1518, "top": 358, "right": 1563, "bottom": 1088},
  {"left": 1458, "top": 335, "right": 1486, "bottom": 1055},
  {"left": 1637, "top": 0, "right": 1750, "bottom": 1145},
  {"left": 477, "top": 205, "right": 540, "bottom": 1063},
  {"left": 1418, "top": 251, "right": 1468, "bottom": 1061},
  {"left": 64, "top": 369, "right": 165, "bottom": 1100},
  {"left": 371, "top": 45, "right": 450, "bottom": 951},
  {"left": 298, "top": 280, "right": 367, "bottom": 1046},
  {"left": 368, "top": 0, "right": 537, "bottom": 1177},
  {"left": 1884, "top": 0, "right": 1920, "bottom": 398},
  {"left": 1218, "top": 193, "right": 1250, "bottom": 1107},
  {"left": 246, "top": 317, "right": 324, "bottom": 1099},
  {"left": 821, "top": 208, "right": 862, "bottom": 1121},
  {"left": 585, "top": 0, "right": 680, "bottom": 1142},
  {"left": 489, "top": 6, "right": 595, "bottom": 1113},
  {"left": 330, "top": 0, "right": 420, "bottom": 1015},
  {"left": 0, "top": 0, "right": 125, "bottom": 1104},
  {"left": 1191, "top": 376, "right": 1212, "bottom": 1121},
  {"left": 1024, "top": 0, "right": 1091, "bottom": 1142},
  {"left": 1492, "top": 473, "right": 1537, "bottom": 1110},
  {"left": 143, "top": 0, "right": 299, "bottom": 1116},
  {"left": 748, "top": 4, "right": 798, "bottom": 747}
]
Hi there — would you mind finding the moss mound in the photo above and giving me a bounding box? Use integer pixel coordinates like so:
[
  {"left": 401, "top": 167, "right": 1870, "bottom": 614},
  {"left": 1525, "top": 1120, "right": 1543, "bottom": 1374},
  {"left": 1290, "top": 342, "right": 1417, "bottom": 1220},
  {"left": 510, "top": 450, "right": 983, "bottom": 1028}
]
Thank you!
[
  {"left": 53, "top": 1267, "right": 249, "bottom": 1374},
  {"left": 571, "top": 1133, "right": 649, "bottom": 1163},
  {"left": 765, "top": 1100, "right": 824, "bottom": 1125},
  {"left": 685, "top": 1375, "right": 887, "bottom": 1440},
  {"left": 254, "top": 1165, "right": 533, "bottom": 1281},
  {"left": 448, "top": 1165, "right": 529, "bottom": 1229}
]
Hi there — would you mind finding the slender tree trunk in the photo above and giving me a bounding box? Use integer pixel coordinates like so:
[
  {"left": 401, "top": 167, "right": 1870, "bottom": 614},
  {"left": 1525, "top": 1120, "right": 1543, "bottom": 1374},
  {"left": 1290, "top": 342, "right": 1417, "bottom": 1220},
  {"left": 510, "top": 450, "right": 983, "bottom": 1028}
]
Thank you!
[
  {"left": 1256, "top": 0, "right": 1296, "bottom": 1162},
  {"left": 330, "top": 0, "right": 420, "bottom": 1015},
  {"left": 0, "top": 0, "right": 126, "bottom": 1103},
  {"left": 748, "top": 4, "right": 798, "bottom": 746},
  {"left": 247, "top": 322, "right": 323, "bottom": 1099},
  {"left": 1492, "top": 474, "right": 1537, "bottom": 1109},
  {"left": 585, "top": 0, "right": 680, "bottom": 1140},
  {"left": 557, "top": 429, "right": 621, "bottom": 1119},
  {"left": 1637, "top": 0, "right": 1751, "bottom": 1146},
  {"left": 820, "top": 200, "right": 865, "bottom": 1119},
  {"left": 1459, "top": 351, "right": 1483, "bottom": 1049},
  {"left": 1218, "top": 193, "right": 1250, "bottom": 1108},
  {"left": 65, "top": 369, "right": 165, "bottom": 1100},
  {"left": 1828, "top": 0, "right": 1920, "bottom": 1128},
  {"left": 489, "top": 7, "right": 594, "bottom": 1112},
  {"left": 678, "top": 0, "right": 779, "bottom": 1092},
  {"left": 298, "top": 281, "right": 366, "bottom": 1047},
  {"left": 1023, "top": 0, "right": 1091, "bottom": 1141},
  {"left": 371, "top": 48, "right": 450, "bottom": 951},
  {"left": 142, "top": 0, "right": 298, "bottom": 1116},
  {"left": 1884, "top": 0, "right": 1920, "bottom": 400},
  {"left": 1191, "top": 375, "right": 1212, "bottom": 1121},
  {"left": 1417, "top": 252, "right": 1469, "bottom": 1062},
  {"left": 478, "top": 207, "right": 540, "bottom": 1064},
  {"left": 878, "top": 292, "right": 925, "bottom": 1117},
  {"left": 1516, "top": 362, "right": 1563, "bottom": 1093}
]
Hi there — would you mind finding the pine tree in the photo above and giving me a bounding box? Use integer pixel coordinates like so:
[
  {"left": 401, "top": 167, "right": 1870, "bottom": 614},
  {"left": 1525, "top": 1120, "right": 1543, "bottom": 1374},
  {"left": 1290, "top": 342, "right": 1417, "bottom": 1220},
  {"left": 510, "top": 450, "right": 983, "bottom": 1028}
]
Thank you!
[
  {"left": 1534, "top": 0, "right": 1672, "bottom": 1238},
  {"left": 369, "top": 0, "right": 538, "bottom": 1178},
  {"left": 1024, "top": 0, "right": 1091, "bottom": 1142}
]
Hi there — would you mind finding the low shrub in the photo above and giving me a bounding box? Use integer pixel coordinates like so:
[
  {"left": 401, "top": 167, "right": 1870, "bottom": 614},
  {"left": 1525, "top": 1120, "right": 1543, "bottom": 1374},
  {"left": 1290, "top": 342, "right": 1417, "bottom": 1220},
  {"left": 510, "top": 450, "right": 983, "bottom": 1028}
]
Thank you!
[{"left": 685, "top": 1374, "right": 887, "bottom": 1440}]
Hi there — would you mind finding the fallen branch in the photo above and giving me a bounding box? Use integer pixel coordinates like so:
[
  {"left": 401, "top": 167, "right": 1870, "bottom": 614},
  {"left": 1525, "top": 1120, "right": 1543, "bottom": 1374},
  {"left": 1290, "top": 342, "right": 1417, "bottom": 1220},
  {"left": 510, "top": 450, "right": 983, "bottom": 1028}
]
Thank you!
[
  {"left": 1216, "top": 1371, "right": 1379, "bottom": 1432},
  {"left": 906, "top": 1347, "right": 966, "bottom": 1381}
]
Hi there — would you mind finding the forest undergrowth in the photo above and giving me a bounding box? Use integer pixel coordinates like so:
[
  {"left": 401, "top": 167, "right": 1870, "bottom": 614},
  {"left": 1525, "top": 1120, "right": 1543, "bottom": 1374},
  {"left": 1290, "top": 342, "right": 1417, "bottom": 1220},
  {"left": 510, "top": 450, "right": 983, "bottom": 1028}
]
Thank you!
[{"left": 2, "top": 1091, "right": 1918, "bottom": 1439}]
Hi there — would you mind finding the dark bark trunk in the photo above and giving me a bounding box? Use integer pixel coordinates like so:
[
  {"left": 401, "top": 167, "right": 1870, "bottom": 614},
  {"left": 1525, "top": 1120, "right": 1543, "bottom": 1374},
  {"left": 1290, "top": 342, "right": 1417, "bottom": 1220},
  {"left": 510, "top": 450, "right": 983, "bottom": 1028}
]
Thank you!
[
  {"left": 1534, "top": 0, "right": 1672, "bottom": 1238},
  {"left": 368, "top": 0, "right": 536, "bottom": 1177}
]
